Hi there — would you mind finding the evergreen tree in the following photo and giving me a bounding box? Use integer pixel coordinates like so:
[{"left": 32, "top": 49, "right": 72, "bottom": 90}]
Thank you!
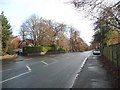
[{"left": 0, "top": 11, "right": 12, "bottom": 51}]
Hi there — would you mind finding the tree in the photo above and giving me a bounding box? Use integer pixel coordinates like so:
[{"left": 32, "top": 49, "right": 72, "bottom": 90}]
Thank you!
[
  {"left": 69, "top": 26, "right": 75, "bottom": 51},
  {"left": 37, "top": 20, "right": 55, "bottom": 46},
  {"left": 52, "top": 22, "right": 66, "bottom": 45},
  {"left": 68, "top": 26, "right": 88, "bottom": 52},
  {"left": 0, "top": 11, "right": 12, "bottom": 53},
  {"left": 105, "top": 30, "right": 120, "bottom": 45},
  {"left": 20, "top": 23, "right": 28, "bottom": 40},
  {"left": 93, "top": 4, "right": 120, "bottom": 45},
  {"left": 72, "top": 0, "right": 120, "bottom": 48},
  {"left": 57, "top": 35, "right": 70, "bottom": 51},
  {"left": 20, "top": 15, "right": 66, "bottom": 46},
  {"left": 20, "top": 14, "right": 88, "bottom": 52},
  {"left": 20, "top": 14, "right": 43, "bottom": 46}
]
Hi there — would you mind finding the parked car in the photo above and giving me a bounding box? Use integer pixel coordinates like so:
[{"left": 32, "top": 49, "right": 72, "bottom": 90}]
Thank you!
[
  {"left": 93, "top": 49, "right": 100, "bottom": 55},
  {"left": 13, "top": 48, "right": 23, "bottom": 55}
]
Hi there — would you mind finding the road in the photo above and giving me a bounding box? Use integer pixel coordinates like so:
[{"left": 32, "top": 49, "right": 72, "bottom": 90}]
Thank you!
[{"left": 1, "top": 51, "right": 91, "bottom": 88}]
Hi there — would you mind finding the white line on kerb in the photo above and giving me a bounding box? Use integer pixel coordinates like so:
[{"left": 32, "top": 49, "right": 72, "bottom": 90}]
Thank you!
[
  {"left": 80, "top": 55, "right": 90, "bottom": 71},
  {"left": 70, "top": 55, "right": 90, "bottom": 88},
  {"left": 0, "top": 65, "right": 32, "bottom": 84},
  {"left": 41, "top": 61, "right": 49, "bottom": 66}
]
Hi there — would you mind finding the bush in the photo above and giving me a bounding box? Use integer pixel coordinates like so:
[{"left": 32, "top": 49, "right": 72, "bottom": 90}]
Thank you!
[
  {"left": 48, "top": 44, "right": 60, "bottom": 51},
  {"left": 7, "top": 50, "right": 15, "bottom": 55},
  {"left": 23, "top": 46, "right": 50, "bottom": 54},
  {"left": 41, "top": 46, "right": 49, "bottom": 52},
  {"left": 6, "top": 45, "right": 15, "bottom": 55},
  {"left": 58, "top": 47, "right": 65, "bottom": 52},
  {"left": 23, "top": 46, "right": 41, "bottom": 53},
  {"left": 0, "top": 50, "right": 6, "bottom": 56},
  {"left": 47, "top": 44, "right": 65, "bottom": 52},
  {"left": 22, "top": 45, "right": 65, "bottom": 55}
]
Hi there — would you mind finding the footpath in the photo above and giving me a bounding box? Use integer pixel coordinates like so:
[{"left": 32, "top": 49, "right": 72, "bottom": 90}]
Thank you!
[
  {"left": 72, "top": 54, "right": 119, "bottom": 88},
  {"left": 1, "top": 54, "right": 18, "bottom": 60}
]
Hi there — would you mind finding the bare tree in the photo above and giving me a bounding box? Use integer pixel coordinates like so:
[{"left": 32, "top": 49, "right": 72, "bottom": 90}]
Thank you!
[
  {"left": 20, "top": 23, "right": 28, "bottom": 40},
  {"left": 52, "top": 22, "right": 66, "bottom": 45},
  {"left": 20, "top": 14, "right": 88, "bottom": 52},
  {"left": 71, "top": 0, "right": 119, "bottom": 23},
  {"left": 20, "top": 15, "right": 67, "bottom": 46},
  {"left": 20, "top": 15, "right": 39, "bottom": 46},
  {"left": 69, "top": 26, "right": 82, "bottom": 52}
]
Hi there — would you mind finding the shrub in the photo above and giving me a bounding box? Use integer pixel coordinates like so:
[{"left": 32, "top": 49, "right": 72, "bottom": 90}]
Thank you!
[
  {"left": 48, "top": 44, "right": 60, "bottom": 51},
  {"left": 41, "top": 46, "right": 49, "bottom": 52},
  {"left": 7, "top": 50, "right": 15, "bottom": 55},
  {"left": 0, "top": 50, "right": 6, "bottom": 56},
  {"left": 23, "top": 46, "right": 41, "bottom": 54},
  {"left": 22, "top": 45, "right": 65, "bottom": 55},
  {"left": 6, "top": 45, "right": 15, "bottom": 55},
  {"left": 58, "top": 47, "right": 65, "bottom": 52}
]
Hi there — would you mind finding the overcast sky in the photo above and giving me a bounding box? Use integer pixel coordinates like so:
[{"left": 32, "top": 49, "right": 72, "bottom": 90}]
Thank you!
[{"left": 0, "top": 0, "right": 96, "bottom": 45}]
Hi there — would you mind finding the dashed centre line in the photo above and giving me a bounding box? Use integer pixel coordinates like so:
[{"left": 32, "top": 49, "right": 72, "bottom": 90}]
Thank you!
[
  {"left": 24, "top": 58, "right": 32, "bottom": 61},
  {"left": 26, "top": 65, "right": 31, "bottom": 71},
  {"left": 0, "top": 69, "right": 12, "bottom": 73},
  {"left": 41, "top": 61, "right": 49, "bottom": 66}
]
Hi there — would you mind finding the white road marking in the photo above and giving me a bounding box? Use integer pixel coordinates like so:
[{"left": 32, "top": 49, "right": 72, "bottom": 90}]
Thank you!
[
  {"left": 44, "top": 60, "right": 58, "bottom": 67},
  {"left": 24, "top": 58, "right": 32, "bottom": 61},
  {"left": 0, "top": 69, "right": 12, "bottom": 73},
  {"left": 49, "top": 55, "right": 55, "bottom": 56},
  {"left": 70, "top": 54, "right": 90, "bottom": 88},
  {"left": 41, "top": 61, "right": 49, "bottom": 66},
  {"left": 0, "top": 71, "right": 31, "bottom": 84},
  {"left": 26, "top": 65, "right": 31, "bottom": 71},
  {"left": 0, "top": 65, "right": 32, "bottom": 84},
  {"left": 80, "top": 54, "right": 90, "bottom": 71}
]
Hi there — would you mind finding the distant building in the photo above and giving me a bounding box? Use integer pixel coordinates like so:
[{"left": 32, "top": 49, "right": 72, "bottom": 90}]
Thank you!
[{"left": 11, "top": 36, "right": 34, "bottom": 49}]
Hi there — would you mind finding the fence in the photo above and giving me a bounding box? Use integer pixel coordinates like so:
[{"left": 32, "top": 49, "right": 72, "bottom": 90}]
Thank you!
[{"left": 102, "top": 43, "right": 120, "bottom": 67}]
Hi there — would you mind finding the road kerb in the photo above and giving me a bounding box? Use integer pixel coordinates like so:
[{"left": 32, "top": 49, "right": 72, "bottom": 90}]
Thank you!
[
  {"left": 79, "top": 55, "right": 90, "bottom": 72},
  {"left": 69, "top": 54, "right": 90, "bottom": 89}
]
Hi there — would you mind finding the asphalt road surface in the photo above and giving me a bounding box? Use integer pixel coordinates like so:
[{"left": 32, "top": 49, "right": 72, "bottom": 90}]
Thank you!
[{"left": 1, "top": 51, "right": 91, "bottom": 88}]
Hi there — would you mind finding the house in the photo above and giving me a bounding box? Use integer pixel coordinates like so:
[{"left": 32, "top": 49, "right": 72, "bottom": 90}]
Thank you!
[{"left": 11, "top": 37, "right": 34, "bottom": 54}]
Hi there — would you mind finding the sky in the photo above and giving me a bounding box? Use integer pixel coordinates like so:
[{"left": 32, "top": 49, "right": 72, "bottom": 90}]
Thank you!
[{"left": 0, "top": 0, "right": 95, "bottom": 45}]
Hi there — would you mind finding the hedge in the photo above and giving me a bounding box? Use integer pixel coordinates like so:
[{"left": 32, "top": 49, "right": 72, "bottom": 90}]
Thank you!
[{"left": 22, "top": 45, "right": 65, "bottom": 55}]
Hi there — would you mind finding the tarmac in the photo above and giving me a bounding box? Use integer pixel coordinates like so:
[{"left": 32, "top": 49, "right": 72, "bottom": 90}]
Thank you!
[{"left": 72, "top": 54, "right": 116, "bottom": 88}]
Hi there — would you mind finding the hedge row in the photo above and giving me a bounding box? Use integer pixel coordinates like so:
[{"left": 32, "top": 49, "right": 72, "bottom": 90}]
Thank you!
[{"left": 22, "top": 45, "right": 65, "bottom": 55}]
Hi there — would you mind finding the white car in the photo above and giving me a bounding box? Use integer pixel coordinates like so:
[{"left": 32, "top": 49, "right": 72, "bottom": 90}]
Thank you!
[
  {"left": 93, "top": 49, "right": 100, "bottom": 55},
  {"left": 13, "top": 48, "right": 23, "bottom": 54}
]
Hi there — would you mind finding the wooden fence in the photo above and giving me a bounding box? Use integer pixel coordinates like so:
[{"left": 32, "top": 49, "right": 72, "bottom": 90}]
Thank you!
[{"left": 102, "top": 43, "right": 120, "bottom": 67}]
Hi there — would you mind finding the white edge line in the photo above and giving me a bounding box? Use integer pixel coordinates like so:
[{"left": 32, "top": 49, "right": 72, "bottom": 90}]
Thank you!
[
  {"left": 0, "top": 65, "right": 32, "bottom": 84},
  {"left": 41, "top": 61, "right": 49, "bottom": 66},
  {"left": 69, "top": 54, "right": 90, "bottom": 89},
  {"left": 0, "top": 71, "right": 30, "bottom": 84},
  {"left": 80, "top": 54, "right": 90, "bottom": 71}
]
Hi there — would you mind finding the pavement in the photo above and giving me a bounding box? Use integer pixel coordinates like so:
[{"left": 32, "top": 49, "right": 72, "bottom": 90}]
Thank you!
[{"left": 72, "top": 55, "right": 114, "bottom": 88}]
